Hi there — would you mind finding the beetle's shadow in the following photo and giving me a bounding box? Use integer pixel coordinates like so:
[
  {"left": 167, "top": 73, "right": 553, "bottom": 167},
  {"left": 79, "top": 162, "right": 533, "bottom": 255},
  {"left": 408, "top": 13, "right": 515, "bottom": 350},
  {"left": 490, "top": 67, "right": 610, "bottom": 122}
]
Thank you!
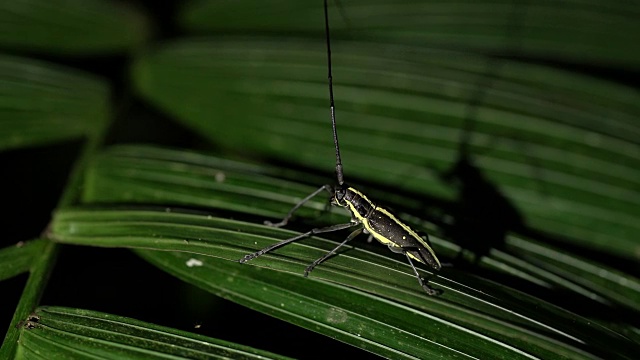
[
  {"left": 435, "top": 151, "right": 524, "bottom": 267},
  {"left": 432, "top": 0, "right": 529, "bottom": 266},
  {"left": 432, "top": 58, "right": 526, "bottom": 267},
  {"left": 352, "top": 56, "right": 640, "bottom": 324}
]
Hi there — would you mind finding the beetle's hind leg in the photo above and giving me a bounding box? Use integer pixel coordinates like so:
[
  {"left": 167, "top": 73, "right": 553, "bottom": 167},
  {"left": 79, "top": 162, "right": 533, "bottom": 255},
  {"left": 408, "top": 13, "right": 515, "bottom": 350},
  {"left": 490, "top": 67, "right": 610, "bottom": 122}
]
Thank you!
[
  {"left": 403, "top": 252, "right": 443, "bottom": 296},
  {"left": 304, "top": 227, "right": 363, "bottom": 277}
]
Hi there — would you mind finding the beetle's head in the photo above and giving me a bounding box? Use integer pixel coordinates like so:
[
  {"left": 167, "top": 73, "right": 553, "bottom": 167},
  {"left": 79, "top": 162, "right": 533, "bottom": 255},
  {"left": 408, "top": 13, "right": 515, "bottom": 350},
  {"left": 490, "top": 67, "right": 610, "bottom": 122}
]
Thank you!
[{"left": 332, "top": 184, "right": 348, "bottom": 207}]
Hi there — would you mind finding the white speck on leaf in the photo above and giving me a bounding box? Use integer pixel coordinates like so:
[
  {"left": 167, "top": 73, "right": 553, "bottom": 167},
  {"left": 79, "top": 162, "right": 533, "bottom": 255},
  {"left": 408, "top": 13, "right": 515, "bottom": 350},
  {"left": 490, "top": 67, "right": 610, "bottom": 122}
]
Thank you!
[{"left": 186, "top": 258, "right": 203, "bottom": 267}]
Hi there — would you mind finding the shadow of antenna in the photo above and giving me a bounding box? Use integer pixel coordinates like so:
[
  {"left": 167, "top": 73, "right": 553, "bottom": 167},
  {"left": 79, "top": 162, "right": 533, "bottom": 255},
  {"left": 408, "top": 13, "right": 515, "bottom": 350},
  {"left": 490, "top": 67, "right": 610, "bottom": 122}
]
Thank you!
[
  {"left": 478, "top": 129, "right": 550, "bottom": 198},
  {"left": 503, "top": 0, "right": 529, "bottom": 57},
  {"left": 333, "top": 0, "right": 353, "bottom": 31},
  {"left": 437, "top": 58, "right": 526, "bottom": 266},
  {"left": 461, "top": 0, "right": 549, "bottom": 200}
]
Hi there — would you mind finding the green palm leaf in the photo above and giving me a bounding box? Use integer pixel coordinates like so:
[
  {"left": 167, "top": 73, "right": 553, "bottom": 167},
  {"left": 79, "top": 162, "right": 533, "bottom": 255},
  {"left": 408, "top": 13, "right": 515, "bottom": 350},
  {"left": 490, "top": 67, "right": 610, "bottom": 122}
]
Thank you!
[
  {"left": 0, "top": 240, "right": 45, "bottom": 282},
  {"left": 51, "top": 207, "right": 637, "bottom": 359},
  {"left": 17, "top": 307, "right": 290, "bottom": 359},
  {"left": 81, "top": 145, "right": 640, "bottom": 315},
  {"left": 0, "top": 0, "right": 149, "bottom": 54},
  {"left": 46, "top": 144, "right": 639, "bottom": 359},
  {"left": 2, "top": 0, "right": 639, "bottom": 358},
  {"left": 0, "top": 55, "right": 108, "bottom": 151},
  {"left": 180, "top": 0, "right": 640, "bottom": 67},
  {"left": 132, "top": 37, "right": 640, "bottom": 260}
]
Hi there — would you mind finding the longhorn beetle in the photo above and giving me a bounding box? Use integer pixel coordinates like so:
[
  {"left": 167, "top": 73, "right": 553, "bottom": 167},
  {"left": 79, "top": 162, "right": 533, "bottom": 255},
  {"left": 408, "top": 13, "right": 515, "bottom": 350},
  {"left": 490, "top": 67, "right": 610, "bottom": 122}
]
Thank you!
[{"left": 239, "top": 0, "right": 442, "bottom": 295}]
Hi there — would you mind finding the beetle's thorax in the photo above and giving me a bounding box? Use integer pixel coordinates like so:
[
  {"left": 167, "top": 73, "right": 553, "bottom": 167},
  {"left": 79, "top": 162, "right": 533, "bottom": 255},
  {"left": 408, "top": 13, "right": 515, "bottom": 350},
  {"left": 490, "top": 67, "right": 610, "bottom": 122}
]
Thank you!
[{"left": 335, "top": 186, "right": 375, "bottom": 221}]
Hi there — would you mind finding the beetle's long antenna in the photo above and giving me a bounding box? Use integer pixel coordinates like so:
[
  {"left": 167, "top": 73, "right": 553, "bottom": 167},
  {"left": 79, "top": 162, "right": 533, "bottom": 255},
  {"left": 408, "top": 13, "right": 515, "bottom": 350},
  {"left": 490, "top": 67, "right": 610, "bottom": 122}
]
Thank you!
[{"left": 324, "top": 0, "right": 344, "bottom": 186}]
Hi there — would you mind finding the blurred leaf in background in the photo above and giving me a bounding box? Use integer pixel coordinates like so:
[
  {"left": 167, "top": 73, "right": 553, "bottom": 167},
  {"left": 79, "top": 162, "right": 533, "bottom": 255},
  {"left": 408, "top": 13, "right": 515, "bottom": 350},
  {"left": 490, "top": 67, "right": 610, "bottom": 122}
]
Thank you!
[{"left": 1, "top": 0, "right": 639, "bottom": 359}]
